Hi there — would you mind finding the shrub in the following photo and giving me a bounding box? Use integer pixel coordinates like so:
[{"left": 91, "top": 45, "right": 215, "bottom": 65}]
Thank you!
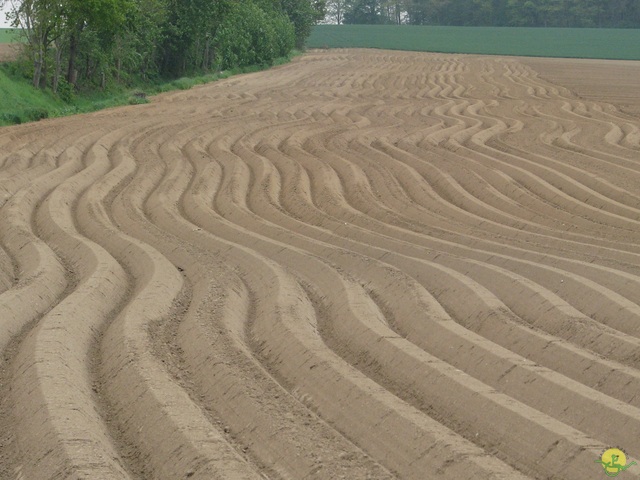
[
  {"left": 24, "top": 107, "right": 49, "bottom": 121},
  {"left": 128, "top": 95, "right": 149, "bottom": 105},
  {"left": 56, "top": 79, "right": 76, "bottom": 103},
  {"left": 214, "top": 2, "right": 295, "bottom": 70},
  {"left": 172, "top": 77, "right": 195, "bottom": 90},
  {"left": 0, "top": 112, "right": 22, "bottom": 125}
]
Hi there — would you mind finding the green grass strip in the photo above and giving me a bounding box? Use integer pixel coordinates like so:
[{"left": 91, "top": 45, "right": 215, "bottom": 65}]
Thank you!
[
  {"left": 307, "top": 25, "right": 640, "bottom": 60},
  {"left": 0, "top": 50, "right": 301, "bottom": 126},
  {"left": 0, "top": 28, "right": 19, "bottom": 44}
]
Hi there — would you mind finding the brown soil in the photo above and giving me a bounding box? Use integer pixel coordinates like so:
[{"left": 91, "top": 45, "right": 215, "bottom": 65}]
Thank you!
[
  {"left": 1, "top": 48, "right": 639, "bottom": 479},
  {"left": 0, "top": 43, "right": 19, "bottom": 62}
]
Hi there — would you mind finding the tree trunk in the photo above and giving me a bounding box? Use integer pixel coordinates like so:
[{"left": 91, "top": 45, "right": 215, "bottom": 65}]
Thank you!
[
  {"left": 203, "top": 38, "right": 211, "bottom": 70},
  {"left": 67, "top": 32, "right": 78, "bottom": 84},
  {"left": 40, "top": 49, "right": 48, "bottom": 89},
  {"left": 33, "top": 47, "right": 43, "bottom": 89},
  {"left": 53, "top": 44, "right": 62, "bottom": 93}
]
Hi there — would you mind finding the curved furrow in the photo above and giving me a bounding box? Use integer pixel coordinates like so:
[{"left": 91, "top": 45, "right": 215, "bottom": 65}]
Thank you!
[
  {"left": 232, "top": 120, "right": 640, "bottom": 378},
  {"left": 8, "top": 133, "right": 132, "bottom": 479},
  {"left": 0, "top": 154, "right": 57, "bottom": 204},
  {"left": 89, "top": 127, "right": 262, "bottom": 480},
  {"left": 180, "top": 142, "right": 530, "bottom": 480},
  {"left": 0, "top": 149, "right": 34, "bottom": 181},
  {"left": 406, "top": 139, "right": 640, "bottom": 245},
  {"left": 468, "top": 101, "right": 640, "bottom": 213},
  {"left": 305, "top": 248, "right": 640, "bottom": 415},
  {"left": 0, "top": 122, "right": 70, "bottom": 170},
  {"left": 286, "top": 137, "right": 640, "bottom": 362},
  {"left": 513, "top": 102, "right": 640, "bottom": 179},
  {"left": 0, "top": 147, "right": 80, "bottom": 352},
  {"left": 369, "top": 138, "right": 640, "bottom": 262},
  {"left": 141, "top": 132, "right": 396, "bottom": 479},
  {"left": 383, "top": 142, "right": 636, "bottom": 242},
  {"left": 502, "top": 61, "right": 562, "bottom": 100},
  {"left": 0, "top": 146, "right": 83, "bottom": 478},
  {"left": 0, "top": 127, "right": 114, "bottom": 353},
  {"left": 0, "top": 124, "right": 99, "bottom": 189},
  {"left": 241, "top": 113, "right": 636, "bottom": 296},
  {"left": 194, "top": 124, "right": 638, "bottom": 477},
  {"left": 434, "top": 124, "right": 640, "bottom": 235},
  {"left": 292, "top": 127, "right": 637, "bottom": 328},
  {"left": 448, "top": 63, "right": 640, "bottom": 221},
  {"left": 232, "top": 123, "right": 640, "bottom": 423},
  {"left": 498, "top": 70, "right": 640, "bottom": 173},
  {"left": 362, "top": 140, "right": 640, "bottom": 283},
  {"left": 554, "top": 100, "right": 640, "bottom": 157},
  {"left": 2, "top": 50, "right": 640, "bottom": 479},
  {"left": 205, "top": 120, "right": 620, "bottom": 458},
  {"left": 382, "top": 133, "right": 636, "bottom": 255},
  {"left": 236, "top": 123, "right": 640, "bottom": 472}
]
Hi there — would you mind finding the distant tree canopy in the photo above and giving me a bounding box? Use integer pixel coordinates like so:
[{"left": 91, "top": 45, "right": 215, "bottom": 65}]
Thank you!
[
  {"left": 324, "top": 0, "right": 640, "bottom": 27},
  {"left": 2, "top": 0, "right": 323, "bottom": 91}
]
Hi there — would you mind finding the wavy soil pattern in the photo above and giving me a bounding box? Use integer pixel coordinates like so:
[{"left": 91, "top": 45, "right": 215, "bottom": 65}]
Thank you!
[{"left": 1, "top": 49, "right": 640, "bottom": 479}]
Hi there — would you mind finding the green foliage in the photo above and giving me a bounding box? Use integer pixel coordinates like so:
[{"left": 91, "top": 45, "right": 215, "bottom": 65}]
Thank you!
[
  {"left": 127, "top": 92, "right": 149, "bottom": 104},
  {"left": 280, "top": 0, "right": 322, "bottom": 48},
  {"left": 344, "top": 0, "right": 381, "bottom": 24},
  {"left": 24, "top": 106, "right": 49, "bottom": 120},
  {"left": 0, "top": 0, "right": 308, "bottom": 126},
  {"left": 3, "top": 0, "right": 307, "bottom": 91},
  {"left": 160, "top": 0, "right": 226, "bottom": 75},
  {"left": 56, "top": 77, "right": 75, "bottom": 102},
  {"left": 327, "top": 0, "right": 640, "bottom": 27},
  {"left": 171, "top": 76, "right": 196, "bottom": 89},
  {"left": 214, "top": 1, "right": 295, "bottom": 69},
  {"left": 64, "top": 0, "right": 133, "bottom": 34},
  {"left": 0, "top": 63, "right": 63, "bottom": 125},
  {"left": 307, "top": 24, "right": 640, "bottom": 60},
  {"left": 0, "top": 49, "right": 296, "bottom": 126},
  {"left": 271, "top": 13, "right": 297, "bottom": 57}
]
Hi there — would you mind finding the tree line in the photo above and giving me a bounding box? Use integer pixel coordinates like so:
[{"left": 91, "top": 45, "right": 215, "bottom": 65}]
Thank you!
[
  {"left": 3, "top": 0, "right": 324, "bottom": 93},
  {"left": 325, "top": 0, "right": 640, "bottom": 28}
]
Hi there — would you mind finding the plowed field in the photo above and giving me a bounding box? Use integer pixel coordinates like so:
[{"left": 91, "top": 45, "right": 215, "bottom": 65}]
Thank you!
[
  {"left": 0, "top": 43, "right": 18, "bottom": 62},
  {"left": 1, "top": 49, "right": 640, "bottom": 480}
]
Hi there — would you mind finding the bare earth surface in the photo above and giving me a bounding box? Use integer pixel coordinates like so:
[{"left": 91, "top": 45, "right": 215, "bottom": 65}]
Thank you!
[
  {"left": 1, "top": 49, "right": 640, "bottom": 480},
  {"left": 0, "top": 43, "right": 19, "bottom": 62}
]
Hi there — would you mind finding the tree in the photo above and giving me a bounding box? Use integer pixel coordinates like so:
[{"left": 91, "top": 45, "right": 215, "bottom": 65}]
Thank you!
[
  {"left": 160, "top": 0, "right": 231, "bottom": 76},
  {"left": 344, "top": 0, "right": 383, "bottom": 24},
  {"left": 4, "top": 0, "right": 318, "bottom": 95},
  {"left": 61, "top": 0, "right": 132, "bottom": 85},
  {"left": 325, "top": 0, "right": 349, "bottom": 24},
  {"left": 406, "top": 0, "right": 430, "bottom": 24},
  {"left": 281, "top": 0, "right": 324, "bottom": 48},
  {"left": 213, "top": 0, "right": 294, "bottom": 68},
  {"left": 6, "top": 0, "right": 64, "bottom": 88},
  {"left": 381, "top": 0, "right": 405, "bottom": 24}
]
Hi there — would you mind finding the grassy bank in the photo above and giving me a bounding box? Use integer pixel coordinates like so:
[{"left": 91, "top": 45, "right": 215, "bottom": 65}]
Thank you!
[
  {"left": 0, "top": 65, "right": 64, "bottom": 124},
  {"left": 307, "top": 25, "right": 640, "bottom": 60},
  {"left": 0, "top": 52, "right": 298, "bottom": 126}
]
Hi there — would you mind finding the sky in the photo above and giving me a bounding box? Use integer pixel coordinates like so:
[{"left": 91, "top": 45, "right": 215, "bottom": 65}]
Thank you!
[{"left": 1, "top": 4, "right": 12, "bottom": 28}]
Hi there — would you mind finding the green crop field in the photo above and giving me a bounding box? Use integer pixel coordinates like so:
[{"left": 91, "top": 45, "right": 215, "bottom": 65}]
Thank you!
[
  {"left": 307, "top": 25, "right": 640, "bottom": 60},
  {"left": 0, "top": 28, "right": 19, "bottom": 44}
]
